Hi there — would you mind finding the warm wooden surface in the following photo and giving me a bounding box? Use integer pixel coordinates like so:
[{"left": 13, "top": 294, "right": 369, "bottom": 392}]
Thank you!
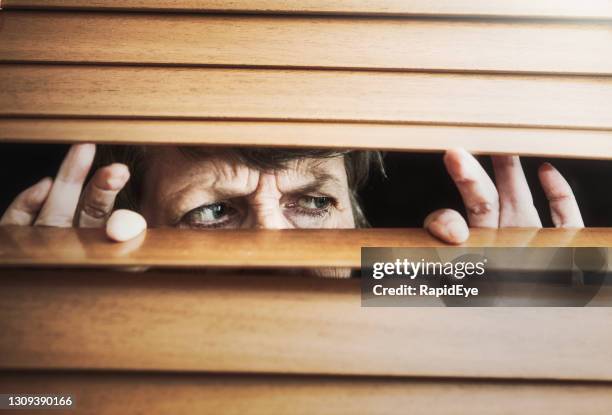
[
  {"left": 1, "top": 226, "right": 611, "bottom": 268},
  {"left": 2, "top": 372, "right": 612, "bottom": 415},
  {"left": 3, "top": 119, "right": 612, "bottom": 159},
  {"left": 0, "top": 269, "right": 611, "bottom": 379},
  {"left": 2, "top": 65, "right": 612, "bottom": 130},
  {"left": 3, "top": 0, "right": 612, "bottom": 19},
  {"left": 3, "top": 12, "right": 612, "bottom": 75}
]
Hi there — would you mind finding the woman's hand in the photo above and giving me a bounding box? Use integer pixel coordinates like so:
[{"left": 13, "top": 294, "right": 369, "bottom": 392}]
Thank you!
[
  {"left": 425, "top": 148, "right": 584, "bottom": 244},
  {"left": 0, "top": 143, "right": 146, "bottom": 241}
]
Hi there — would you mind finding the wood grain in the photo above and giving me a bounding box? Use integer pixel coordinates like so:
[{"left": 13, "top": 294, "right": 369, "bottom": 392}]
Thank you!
[
  {"left": 1, "top": 226, "right": 612, "bottom": 268},
  {"left": 2, "top": 372, "right": 612, "bottom": 414},
  {"left": 3, "top": 12, "right": 612, "bottom": 75},
  {"left": 3, "top": 118, "right": 612, "bottom": 159},
  {"left": 2, "top": 65, "right": 612, "bottom": 130},
  {"left": 3, "top": 0, "right": 612, "bottom": 19},
  {"left": 1, "top": 269, "right": 612, "bottom": 379}
]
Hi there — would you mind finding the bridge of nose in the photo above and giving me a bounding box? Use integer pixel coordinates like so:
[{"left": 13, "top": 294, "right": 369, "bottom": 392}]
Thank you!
[{"left": 245, "top": 172, "right": 292, "bottom": 229}]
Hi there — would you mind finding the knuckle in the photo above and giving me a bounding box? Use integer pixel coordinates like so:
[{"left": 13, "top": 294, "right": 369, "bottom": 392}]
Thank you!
[
  {"left": 81, "top": 195, "right": 113, "bottom": 219},
  {"left": 81, "top": 203, "right": 110, "bottom": 220},
  {"left": 35, "top": 214, "right": 74, "bottom": 227},
  {"left": 467, "top": 201, "right": 496, "bottom": 216},
  {"left": 548, "top": 194, "right": 572, "bottom": 203}
]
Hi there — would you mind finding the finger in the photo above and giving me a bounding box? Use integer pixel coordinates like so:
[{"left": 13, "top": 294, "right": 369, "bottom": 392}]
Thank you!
[
  {"left": 78, "top": 163, "right": 130, "bottom": 228},
  {"left": 538, "top": 163, "right": 584, "bottom": 227},
  {"left": 0, "top": 177, "right": 53, "bottom": 225},
  {"left": 491, "top": 155, "right": 542, "bottom": 227},
  {"left": 35, "top": 143, "right": 96, "bottom": 227},
  {"left": 106, "top": 209, "right": 147, "bottom": 242},
  {"left": 444, "top": 148, "right": 499, "bottom": 228},
  {"left": 424, "top": 208, "right": 469, "bottom": 244}
]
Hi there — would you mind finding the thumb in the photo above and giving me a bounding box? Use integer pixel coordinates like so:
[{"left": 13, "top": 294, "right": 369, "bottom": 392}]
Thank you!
[
  {"left": 105, "top": 209, "right": 147, "bottom": 242},
  {"left": 424, "top": 208, "right": 470, "bottom": 245}
]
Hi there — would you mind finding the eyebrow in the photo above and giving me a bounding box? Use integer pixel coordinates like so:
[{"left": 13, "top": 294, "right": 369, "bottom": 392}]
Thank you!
[
  {"left": 210, "top": 174, "right": 343, "bottom": 203},
  {"left": 281, "top": 171, "right": 344, "bottom": 197},
  {"left": 165, "top": 162, "right": 344, "bottom": 224},
  {"left": 209, "top": 166, "right": 344, "bottom": 201}
]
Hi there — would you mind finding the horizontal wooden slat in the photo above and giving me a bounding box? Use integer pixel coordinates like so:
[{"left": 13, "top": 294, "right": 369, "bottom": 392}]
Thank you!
[
  {"left": 3, "top": 119, "right": 612, "bottom": 159},
  {"left": 2, "top": 12, "right": 612, "bottom": 75},
  {"left": 3, "top": 372, "right": 612, "bottom": 414},
  {"left": 1, "top": 269, "right": 612, "bottom": 379},
  {"left": 2, "top": 65, "right": 612, "bottom": 130},
  {"left": 3, "top": 0, "right": 612, "bottom": 19},
  {"left": 1, "top": 226, "right": 612, "bottom": 268}
]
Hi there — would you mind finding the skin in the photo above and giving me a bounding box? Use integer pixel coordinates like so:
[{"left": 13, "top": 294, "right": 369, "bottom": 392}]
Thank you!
[
  {"left": 1, "top": 144, "right": 584, "bottom": 247},
  {"left": 140, "top": 148, "right": 356, "bottom": 230}
]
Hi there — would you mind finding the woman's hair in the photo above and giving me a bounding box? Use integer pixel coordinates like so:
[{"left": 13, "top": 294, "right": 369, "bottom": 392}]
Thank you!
[{"left": 95, "top": 145, "right": 384, "bottom": 227}]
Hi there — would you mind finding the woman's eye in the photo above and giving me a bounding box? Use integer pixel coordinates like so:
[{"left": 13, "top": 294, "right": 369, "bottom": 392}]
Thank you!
[
  {"left": 297, "top": 196, "right": 332, "bottom": 210},
  {"left": 181, "top": 202, "right": 236, "bottom": 227}
]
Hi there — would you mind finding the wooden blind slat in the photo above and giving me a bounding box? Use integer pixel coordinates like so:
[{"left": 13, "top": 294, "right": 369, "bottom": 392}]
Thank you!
[
  {"left": 3, "top": 372, "right": 612, "bottom": 414},
  {"left": 2, "top": 65, "right": 612, "bottom": 130},
  {"left": 3, "top": 12, "right": 612, "bottom": 75},
  {"left": 3, "top": 0, "right": 612, "bottom": 19},
  {"left": 3, "top": 119, "right": 612, "bottom": 159},
  {"left": 1, "top": 269, "right": 611, "bottom": 379},
  {"left": 1, "top": 226, "right": 611, "bottom": 268}
]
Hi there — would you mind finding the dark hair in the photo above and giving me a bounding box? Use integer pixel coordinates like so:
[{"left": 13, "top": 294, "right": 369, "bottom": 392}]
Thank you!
[{"left": 95, "top": 145, "right": 384, "bottom": 227}]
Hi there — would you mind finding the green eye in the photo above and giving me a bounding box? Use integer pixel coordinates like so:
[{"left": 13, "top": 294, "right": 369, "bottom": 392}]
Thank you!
[
  {"left": 208, "top": 203, "right": 227, "bottom": 220},
  {"left": 182, "top": 202, "right": 234, "bottom": 226},
  {"left": 297, "top": 196, "right": 332, "bottom": 210}
]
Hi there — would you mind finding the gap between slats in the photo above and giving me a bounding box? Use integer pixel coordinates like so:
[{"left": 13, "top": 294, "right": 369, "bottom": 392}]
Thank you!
[
  {"left": 2, "top": 371, "right": 612, "bottom": 414},
  {"left": 3, "top": 0, "right": 612, "bottom": 20}
]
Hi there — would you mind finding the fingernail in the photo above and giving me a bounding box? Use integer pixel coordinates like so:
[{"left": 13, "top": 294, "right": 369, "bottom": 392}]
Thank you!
[
  {"left": 114, "top": 163, "right": 130, "bottom": 179},
  {"left": 447, "top": 221, "right": 469, "bottom": 244},
  {"left": 72, "top": 143, "right": 96, "bottom": 161},
  {"left": 541, "top": 162, "right": 555, "bottom": 171},
  {"left": 107, "top": 175, "right": 128, "bottom": 190},
  {"left": 106, "top": 210, "right": 147, "bottom": 242},
  {"left": 37, "top": 176, "right": 53, "bottom": 187},
  {"left": 32, "top": 177, "right": 53, "bottom": 199}
]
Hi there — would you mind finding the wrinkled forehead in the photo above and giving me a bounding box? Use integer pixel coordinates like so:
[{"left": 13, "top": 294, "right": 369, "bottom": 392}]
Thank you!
[{"left": 143, "top": 146, "right": 349, "bottom": 196}]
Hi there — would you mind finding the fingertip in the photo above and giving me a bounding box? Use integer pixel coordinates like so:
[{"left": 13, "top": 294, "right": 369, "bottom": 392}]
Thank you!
[
  {"left": 58, "top": 143, "right": 97, "bottom": 184},
  {"left": 446, "top": 220, "right": 470, "bottom": 244},
  {"left": 93, "top": 164, "right": 130, "bottom": 191},
  {"left": 424, "top": 209, "right": 469, "bottom": 245},
  {"left": 491, "top": 154, "right": 519, "bottom": 168},
  {"left": 28, "top": 176, "right": 53, "bottom": 205},
  {"left": 71, "top": 143, "right": 96, "bottom": 164},
  {"left": 106, "top": 164, "right": 130, "bottom": 190},
  {"left": 446, "top": 147, "right": 469, "bottom": 156},
  {"left": 539, "top": 162, "right": 556, "bottom": 174},
  {"left": 106, "top": 179, "right": 127, "bottom": 191},
  {"left": 36, "top": 176, "right": 53, "bottom": 191},
  {"left": 443, "top": 148, "right": 475, "bottom": 179},
  {"left": 111, "top": 163, "right": 130, "bottom": 179},
  {"left": 538, "top": 162, "right": 568, "bottom": 194},
  {"left": 443, "top": 148, "right": 463, "bottom": 165},
  {"left": 429, "top": 219, "right": 469, "bottom": 245},
  {"left": 75, "top": 142, "right": 96, "bottom": 155},
  {"left": 1, "top": 177, "right": 56, "bottom": 225},
  {"left": 106, "top": 209, "right": 147, "bottom": 242}
]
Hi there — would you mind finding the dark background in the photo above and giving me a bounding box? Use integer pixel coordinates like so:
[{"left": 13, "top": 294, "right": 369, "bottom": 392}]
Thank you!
[{"left": 1, "top": 144, "right": 610, "bottom": 227}]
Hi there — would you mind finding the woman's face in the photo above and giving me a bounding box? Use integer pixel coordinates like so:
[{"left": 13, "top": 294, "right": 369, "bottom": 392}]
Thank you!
[{"left": 140, "top": 147, "right": 356, "bottom": 230}]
